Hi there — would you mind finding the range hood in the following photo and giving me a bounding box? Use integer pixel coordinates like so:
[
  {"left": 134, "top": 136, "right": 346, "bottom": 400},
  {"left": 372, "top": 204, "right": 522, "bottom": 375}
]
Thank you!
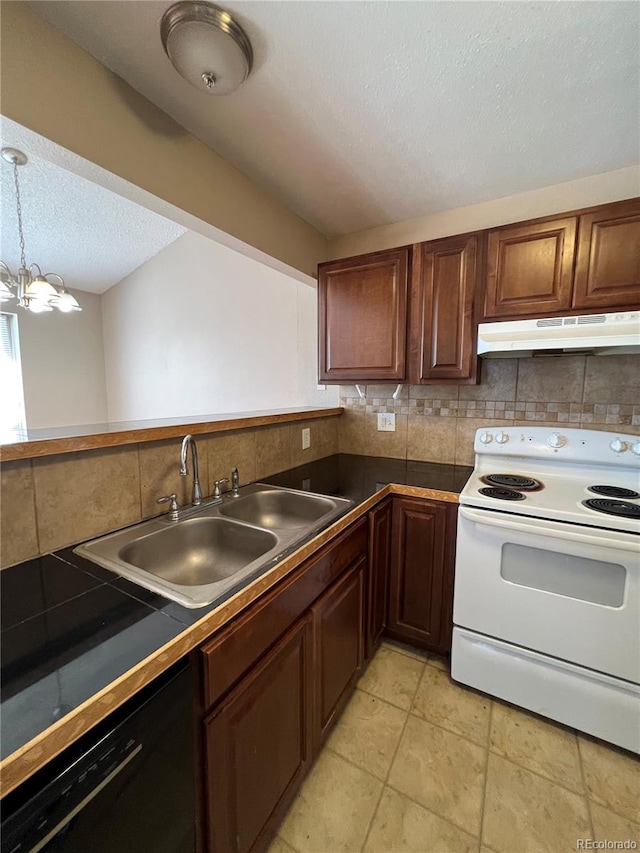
[{"left": 478, "top": 311, "right": 640, "bottom": 358}]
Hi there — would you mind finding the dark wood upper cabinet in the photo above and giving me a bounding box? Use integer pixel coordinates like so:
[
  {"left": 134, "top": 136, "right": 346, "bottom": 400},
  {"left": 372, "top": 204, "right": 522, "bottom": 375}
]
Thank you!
[
  {"left": 366, "top": 499, "right": 392, "bottom": 659},
  {"left": 573, "top": 198, "right": 640, "bottom": 310},
  {"left": 312, "top": 557, "right": 365, "bottom": 747},
  {"left": 204, "top": 615, "right": 314, "bottom": 853},
  {"left": 320, "top": 200, "right": 639, "bottom": 376},
  {"left": 410, "top": 234, "right": 480, "bottom": 383},
  {"left": 483, "top": 217, "right": 577, "bottom": 319},
  {"left": 387, "top": 497, "right": 456, "bottom": 654},
  {"left": 318, "top": 247, "right": 409, "bottom": 382}
]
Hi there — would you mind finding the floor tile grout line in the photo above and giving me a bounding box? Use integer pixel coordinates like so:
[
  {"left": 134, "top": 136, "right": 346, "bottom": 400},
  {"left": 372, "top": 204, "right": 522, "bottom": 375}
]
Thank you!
[
  {"left": 382, "top": 778, "right": 482, "bottom": 844},
  {"left": 407, "top": 705, "right": 489, "bottom": 751},
  {"left": 374, "top": 645, "right": 604, "bottom": 801},
  {"left": 476, "top": 700, "right": 494, "bottom": 852},
  {"left": 358, "top": 657, "right": 428, "bottom": 853},
  {"left": 576, "top": 736, "right": 596, "bottom": 840},
  {"left": 380, "top": 639, "right": 448, "bottom": 670},
  {"left": 402, "top": 664, "right": 599, "bottom": 801},
  {"left": 585, "top": 796, "right": 640, "bottom": 828},
  {"left": 273, "top": 835, "right": 300, "bottom": 853},
  {"left": 484, "top": 740, "right": 590, "bottom": 800},
  {"left": 356, "top": 683, "right": 416, "bottom": 713},
  {"left": 322, "top": 743, "right": 391, "bottom": 786}
]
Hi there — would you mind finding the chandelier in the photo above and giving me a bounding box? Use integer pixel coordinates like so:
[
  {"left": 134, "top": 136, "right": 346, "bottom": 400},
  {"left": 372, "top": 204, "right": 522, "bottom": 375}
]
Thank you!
[{"left": 0, "top": 148, "right": 81, "bottom": 314}]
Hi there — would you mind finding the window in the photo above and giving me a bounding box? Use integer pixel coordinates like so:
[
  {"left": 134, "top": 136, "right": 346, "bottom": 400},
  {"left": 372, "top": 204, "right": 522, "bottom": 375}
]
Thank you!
[{"left": 0, "top": 312, "right": 27, "bottom": 440}]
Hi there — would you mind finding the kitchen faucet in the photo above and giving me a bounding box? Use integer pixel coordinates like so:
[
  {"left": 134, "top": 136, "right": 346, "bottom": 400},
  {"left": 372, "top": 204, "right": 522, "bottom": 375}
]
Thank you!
[{"left": 180, "top": 434, "right": 202, "bottom": 506}]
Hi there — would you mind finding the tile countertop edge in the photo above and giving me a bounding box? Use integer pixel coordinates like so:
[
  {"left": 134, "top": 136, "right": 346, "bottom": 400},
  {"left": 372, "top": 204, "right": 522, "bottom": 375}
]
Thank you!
[{"left": 0, "top": 483, "right": 459, "bottom": 796}]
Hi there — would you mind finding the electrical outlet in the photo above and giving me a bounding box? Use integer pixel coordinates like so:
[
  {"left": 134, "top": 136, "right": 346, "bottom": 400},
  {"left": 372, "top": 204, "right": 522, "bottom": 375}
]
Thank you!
[
  {"left": 377, "top": 413, "right": 396, "bottom": 432},
  {"left": 302, "top": 478, "right": 311, "bottom": 491},
  {"left": 316, "top": 384, "right": 326, "bottom": 391},
  {"left": 301, "top": 427, "right": 311, "bottom": 450}
]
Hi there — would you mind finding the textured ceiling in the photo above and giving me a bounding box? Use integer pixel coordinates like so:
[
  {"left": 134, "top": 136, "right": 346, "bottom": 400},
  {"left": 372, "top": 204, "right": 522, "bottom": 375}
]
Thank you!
[
  {"left": 0, "top": 145, "right": 186, "bottom": 293},
  {"left": 30, "top": 1, "right": 640, "bottom": 238}
]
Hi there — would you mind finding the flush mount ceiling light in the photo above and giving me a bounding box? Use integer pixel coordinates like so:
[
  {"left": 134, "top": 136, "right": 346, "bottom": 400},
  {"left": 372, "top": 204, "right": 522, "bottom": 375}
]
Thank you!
[
  {"left": 160, "top": 1, "right": 253, "bottom": 95},
  {"left": 0, "top": 148, "right": 81, "bottom": 314}
]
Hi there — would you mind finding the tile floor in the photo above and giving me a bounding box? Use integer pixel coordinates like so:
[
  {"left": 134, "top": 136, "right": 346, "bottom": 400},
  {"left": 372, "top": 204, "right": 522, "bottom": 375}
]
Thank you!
[{"left": 269, "top": 641, "right": 640, "bottom": 853}]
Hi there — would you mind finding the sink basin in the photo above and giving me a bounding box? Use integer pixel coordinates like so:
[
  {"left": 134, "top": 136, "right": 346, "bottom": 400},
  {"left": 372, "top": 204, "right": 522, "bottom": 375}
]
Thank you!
[
  {"left": 75, "top": 483, "right": 353, "bottom": 609},
  {"left": 219, "top": 489, "right": 337, "bottom": 529},
  {"left": 119, "top": 517, "right": 277, "bottom": 586}
]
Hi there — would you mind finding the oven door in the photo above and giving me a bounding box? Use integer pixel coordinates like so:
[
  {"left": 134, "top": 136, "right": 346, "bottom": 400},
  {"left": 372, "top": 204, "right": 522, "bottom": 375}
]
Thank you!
[{"left": 453, "top": 505, "right": 640, "bottom": 683}]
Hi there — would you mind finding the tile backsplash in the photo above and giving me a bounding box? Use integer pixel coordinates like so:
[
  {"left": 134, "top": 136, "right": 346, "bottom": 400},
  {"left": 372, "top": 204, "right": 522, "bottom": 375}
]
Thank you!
[
  {"left": 338, "top": 354, "right": 640, "bottom": 466},
  {"left": 0, "top": 416, "right": 339, "bottom": 568}
]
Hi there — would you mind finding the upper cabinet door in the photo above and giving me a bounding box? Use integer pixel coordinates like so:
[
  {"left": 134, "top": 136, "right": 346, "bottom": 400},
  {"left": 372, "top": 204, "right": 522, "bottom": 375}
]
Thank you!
[
  {"left": 483, "top": 217, "right": 577, "bottom": 319},
  {"left": 573, "top": 199, "right": 640, "bottom": 311},
  {"left": 410, "top": 234, "right": 479, "bottom": 384},
  {"left": 318, "top": 248, "right": 409, "bottom": 382}
]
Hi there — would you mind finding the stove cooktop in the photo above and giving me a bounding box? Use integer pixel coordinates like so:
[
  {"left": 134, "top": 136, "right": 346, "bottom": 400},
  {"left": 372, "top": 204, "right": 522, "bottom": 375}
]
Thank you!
[{"left": 460, "top": 427, "right": 640, "bottom": 534}]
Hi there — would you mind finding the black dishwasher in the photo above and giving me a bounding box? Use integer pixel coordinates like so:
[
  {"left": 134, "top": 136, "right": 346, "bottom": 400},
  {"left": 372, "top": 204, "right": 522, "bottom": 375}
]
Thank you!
[{"left": 1, "top": 659, "right": 196, "bottom": 853}]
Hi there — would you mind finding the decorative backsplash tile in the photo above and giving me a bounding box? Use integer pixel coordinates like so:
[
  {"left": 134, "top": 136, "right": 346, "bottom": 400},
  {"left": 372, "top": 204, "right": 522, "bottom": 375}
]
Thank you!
[
  {"left": 340, "top": 356, "right": 640, "bottom": 428},
  {"left": 338, "top": 354, "right": 640, "bottom": 465}
]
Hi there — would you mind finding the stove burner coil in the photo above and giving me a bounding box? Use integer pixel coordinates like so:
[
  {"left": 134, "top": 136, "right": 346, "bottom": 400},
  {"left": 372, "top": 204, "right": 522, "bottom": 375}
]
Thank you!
[
  {"left": 582, "top": 499, "right": 640, "bottom": 519},
  {"left": 588, "top": 485, "right": 640, "bottom": 500},
  {"left": 479, "top": 487, "right": 526, "bottom": 501},
  {"left": 482, "top": 474, "right": 542, "bottom": 491}
]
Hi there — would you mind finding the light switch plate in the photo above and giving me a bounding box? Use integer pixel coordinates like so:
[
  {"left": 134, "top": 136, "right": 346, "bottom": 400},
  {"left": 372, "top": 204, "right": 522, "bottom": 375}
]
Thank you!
[
  {"left": 302, "top": 427, "right": 311, "bottom": 449},
  {"left": 377, "top": 413, "right": 396, "bottom": 432}
]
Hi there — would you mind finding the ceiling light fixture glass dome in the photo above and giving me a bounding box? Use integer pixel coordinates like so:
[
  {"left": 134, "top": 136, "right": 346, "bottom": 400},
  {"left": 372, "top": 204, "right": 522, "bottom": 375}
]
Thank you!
[{"left": 160, "top": 1, "right": 253, "bottom": 95}]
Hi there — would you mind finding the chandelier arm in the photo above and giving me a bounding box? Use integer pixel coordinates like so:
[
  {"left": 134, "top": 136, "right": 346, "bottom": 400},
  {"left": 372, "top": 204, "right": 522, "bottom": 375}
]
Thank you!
[
  {"left": 0, "top": 260, "right": 15, "bottom": 283},
  {"left": 42, "top": 273, "right": 65, "bottom": 288}
]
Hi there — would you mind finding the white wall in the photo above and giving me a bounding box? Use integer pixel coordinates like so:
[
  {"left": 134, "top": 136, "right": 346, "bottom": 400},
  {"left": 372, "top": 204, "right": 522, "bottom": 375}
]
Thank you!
[
  {"left": 5, "top": 288, "right": 108, "bottom": 429},
  {"left": 102, "top": 232, "right": 338, "bottom": 421}
]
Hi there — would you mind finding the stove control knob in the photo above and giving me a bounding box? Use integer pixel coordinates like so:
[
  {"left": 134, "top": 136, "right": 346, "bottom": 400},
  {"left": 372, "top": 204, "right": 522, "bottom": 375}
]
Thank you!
[
  {"left": 479, "top": 432, "right": 493, "bottom": 444},
  {"left": 609, "top": 439, "right": 627, "bottom": 454},
  {"left": 632, "top": 441, "right": 640, "bottom": 457},
  {"left": 547, "top": 433, "right": 566, "bottom": 449},
  {"left": 495, "top": 431, "right": 509, "bottom": 444}
]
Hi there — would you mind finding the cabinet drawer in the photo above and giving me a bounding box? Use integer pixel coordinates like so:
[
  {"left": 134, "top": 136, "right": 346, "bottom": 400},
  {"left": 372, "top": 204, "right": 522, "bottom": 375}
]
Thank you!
[{"left": 202, "top": 518, "right": 367, "bottom": 709}]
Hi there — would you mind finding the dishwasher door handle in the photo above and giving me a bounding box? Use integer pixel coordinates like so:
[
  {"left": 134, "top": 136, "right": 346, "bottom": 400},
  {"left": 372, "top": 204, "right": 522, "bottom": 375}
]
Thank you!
[{"left": 28, "top": 745, "right": 142, "bottom": 853}]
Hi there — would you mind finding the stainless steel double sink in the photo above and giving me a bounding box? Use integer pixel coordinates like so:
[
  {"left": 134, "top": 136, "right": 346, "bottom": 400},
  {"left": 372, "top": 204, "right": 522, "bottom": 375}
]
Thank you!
[{"left": 75, "top": 484, "right": 353, "bottom": 609}]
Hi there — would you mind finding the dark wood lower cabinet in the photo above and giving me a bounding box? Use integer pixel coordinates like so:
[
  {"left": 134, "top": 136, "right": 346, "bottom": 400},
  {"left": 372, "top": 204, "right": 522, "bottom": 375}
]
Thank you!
[
  {"left": 387, "top": 497, "right": 458, "bottom": 654},
  {"left": 204, "top": 616, "right": 314, "bottom": 853},
  {"left": 201, "top": 521, "right": 367, "bottom": 853},
  {"left": 312, "top": 557, "right": 365, "bottom": 746},
  {"left": 200, "top": 496, "right": 458, "bottom": 852},
  {"left": 366, "top": 499, "right": 392, "bottom": 658}
]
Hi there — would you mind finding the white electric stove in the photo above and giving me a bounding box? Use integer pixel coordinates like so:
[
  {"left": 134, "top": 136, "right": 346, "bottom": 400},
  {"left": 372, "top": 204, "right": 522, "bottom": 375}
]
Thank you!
[{"left": 451, "top": 426, "right": 640, "bottom": 753}]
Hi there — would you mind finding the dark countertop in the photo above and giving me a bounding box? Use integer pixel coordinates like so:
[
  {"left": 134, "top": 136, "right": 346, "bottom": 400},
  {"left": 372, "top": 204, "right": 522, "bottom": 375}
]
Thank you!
[{"left": 0, "top": 454, "right": 471, "bottom": 762}]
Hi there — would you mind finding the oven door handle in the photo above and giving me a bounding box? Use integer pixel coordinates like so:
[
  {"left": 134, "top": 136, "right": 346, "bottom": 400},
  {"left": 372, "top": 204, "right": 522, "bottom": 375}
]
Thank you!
[{"left": 459, "top": 506, "right": 640, "bottom": 553}]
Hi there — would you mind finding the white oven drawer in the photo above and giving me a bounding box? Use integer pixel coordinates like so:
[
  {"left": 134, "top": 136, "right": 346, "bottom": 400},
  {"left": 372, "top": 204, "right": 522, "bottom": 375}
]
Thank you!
[
  {"left": 452, "top": 628, "right": 640, "bottom": 754},
  {"left": 453, "top": 506, "right": 640, "bottom": 683}
]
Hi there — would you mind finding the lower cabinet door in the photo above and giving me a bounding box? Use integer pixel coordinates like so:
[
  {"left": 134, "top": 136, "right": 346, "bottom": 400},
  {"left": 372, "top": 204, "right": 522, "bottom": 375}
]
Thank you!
[
  {"left": 204, "top": 615, "right": 314, "bottom": 853},
  {"left": 312, "top": 557, "right": 365, "bottom": 746},
  {"left": 366, "top": 500, "right": 392, "bottom": 659},
  {"left": 387, "top": 497, "right": 454, "bottom": 653}
]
